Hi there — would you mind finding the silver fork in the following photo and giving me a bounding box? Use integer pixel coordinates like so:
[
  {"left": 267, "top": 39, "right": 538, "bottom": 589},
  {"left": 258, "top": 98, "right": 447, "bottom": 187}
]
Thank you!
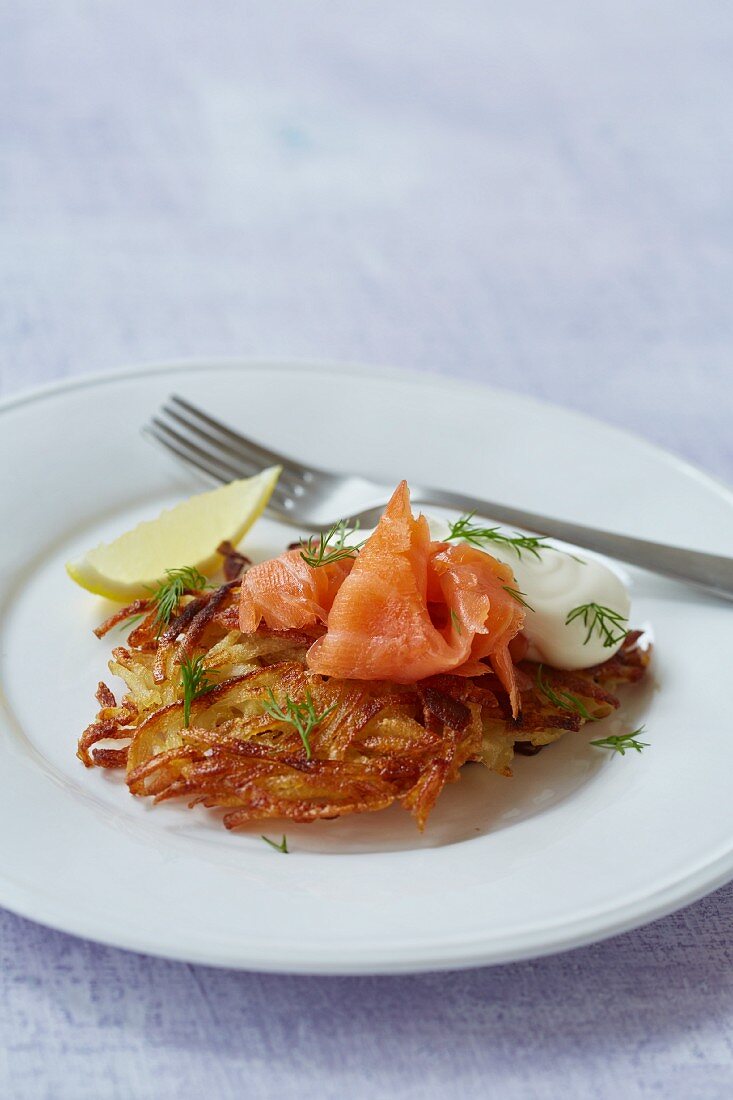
[{"left": 144, "top": 394, "right": 733, "bottom": 601}]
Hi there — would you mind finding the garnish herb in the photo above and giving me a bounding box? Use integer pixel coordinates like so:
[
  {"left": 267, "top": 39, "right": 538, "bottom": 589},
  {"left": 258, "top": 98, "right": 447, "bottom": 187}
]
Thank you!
[
  {"left": 446, "top": 512, "right": 550, "bottom": 560},
  {"left": 536, "top": 664, "right": 597, "bottom": 722},
  {"left": 565, "top": 603, "right": 628, "bottom": 648},
  {"left": 503, "top": 585, "right": 534, "bottom": 611},
  {"left": 449, "top": 609, "right": 463, "bottom": 635},
  {"left": 261, "top": 834, "right": 289, "bottom": 853},
  {"left": 447, "top": 512, "right": 586, "bottom": 564},
  {"left": 590, "top": 726, "right": 649, "bottom": 755},
  {"left": 148, "top": 566, "right": 211, "bottom": 632},
  {"left": 180, "top": 655, "right": 216, "bottom": 727},
  {"left": 262, "top": 688, "right": 337, "bottom": 760},
  {"left": 114, "top": 612, "right": 146, "bottom": 633},
  {"left": 299, "top": 519, "right": 365, "bottom": 568}
]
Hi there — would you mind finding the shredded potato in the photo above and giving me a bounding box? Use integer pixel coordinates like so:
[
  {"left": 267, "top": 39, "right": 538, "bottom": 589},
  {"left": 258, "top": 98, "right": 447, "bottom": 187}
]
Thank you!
[{"left": 79, "top": 581, "right": 651, "bottom": 830}]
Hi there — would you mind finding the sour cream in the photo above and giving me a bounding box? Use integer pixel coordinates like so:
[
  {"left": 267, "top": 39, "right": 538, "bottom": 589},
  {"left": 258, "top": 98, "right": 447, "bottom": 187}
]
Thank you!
[{"left": 425, "top": 515, "right": 631, "bottom": 671}]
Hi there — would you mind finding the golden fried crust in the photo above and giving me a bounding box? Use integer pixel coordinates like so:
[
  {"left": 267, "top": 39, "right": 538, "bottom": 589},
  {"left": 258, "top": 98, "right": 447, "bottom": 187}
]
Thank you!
[{"left": 78, "top": 584, "right": 651, "bottom": 830}]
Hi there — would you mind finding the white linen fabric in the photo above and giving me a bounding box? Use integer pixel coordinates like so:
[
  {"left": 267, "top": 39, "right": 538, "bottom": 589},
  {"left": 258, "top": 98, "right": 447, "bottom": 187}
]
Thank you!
[{"left": 1, "top": 3, "right": 732, "bottom": 1097}]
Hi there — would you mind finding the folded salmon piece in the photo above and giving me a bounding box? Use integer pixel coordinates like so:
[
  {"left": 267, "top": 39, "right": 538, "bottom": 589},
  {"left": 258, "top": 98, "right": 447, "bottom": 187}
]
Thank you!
[
  {"left": 428, "top": 541, "right": 525, "bottom": 715},
  {"left": 239, "top": 549, "right": 353, "bottom": 633},
  {"left": 306, "top": 482, "right": 525, "bottom": 712}
]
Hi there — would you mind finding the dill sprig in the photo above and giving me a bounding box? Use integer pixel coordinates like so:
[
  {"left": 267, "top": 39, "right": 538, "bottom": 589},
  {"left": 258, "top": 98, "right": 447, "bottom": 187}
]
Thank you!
[
  {"left": 565, "top": 603, "right": 628, "bottom": 648},
  {"left": 447, "top": 512, "right": 586, "bottom": 564},
  {"left": 261, "top": 834, "right": 289, "bottom": 853},
  {"left": 261, "top": 688, "right": 337, "bottom": 760},
  {"left": 180, "top": 655, "right": 216, "bottom": 727},
  {"left": 113, "top": 612, "right": 146, "bottom": 633},
  {"left": 590, "top": 725, "right": 648, "bottom": 755},
  {"left": 299, "top": 519, "right": 365, "bottom": 568},
  {"left": 503, "top": 585, "right": 534, "bottom": 611},
  {"left": 147, "top": 566, "right": 211, "bottom": 632},
  {"left": 535, "top": 664, "right": 597, "bottom": 722},
  {"left": 446, "top": 512, "right": 550, "bottom": 560},
  {"left": 449, "top": 608, "right": 463, "bottom": 635}
]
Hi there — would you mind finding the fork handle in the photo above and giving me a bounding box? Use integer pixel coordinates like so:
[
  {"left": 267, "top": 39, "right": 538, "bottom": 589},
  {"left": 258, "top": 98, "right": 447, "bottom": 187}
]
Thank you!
[{"left": 409, "top": 485, "right": 733, "bottom": 601}]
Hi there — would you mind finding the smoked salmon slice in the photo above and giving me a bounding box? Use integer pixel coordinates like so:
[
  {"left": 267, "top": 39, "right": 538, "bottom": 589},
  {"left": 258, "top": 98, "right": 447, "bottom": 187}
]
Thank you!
[
  {"left": 306, "top": 482, "right": 525, "bottom": 711},
  {"left": 429, "top": 541, "right": 525, "bottom": 714},
  {"left": 239, "top": 549, "right": 353, "bottom": 633},
  {"left": 307, "top": 481, "right": 437, "bottom": 682}
]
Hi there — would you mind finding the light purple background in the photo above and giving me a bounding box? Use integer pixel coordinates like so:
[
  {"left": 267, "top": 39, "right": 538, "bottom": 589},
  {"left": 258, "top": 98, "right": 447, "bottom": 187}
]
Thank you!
[{"left": 2, "top": 4, "right": 733, "bottom": 1098}]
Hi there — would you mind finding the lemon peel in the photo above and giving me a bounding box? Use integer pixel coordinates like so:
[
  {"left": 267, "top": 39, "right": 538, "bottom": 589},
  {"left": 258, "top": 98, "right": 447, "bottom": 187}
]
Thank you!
[{"left": 66, "top": 467, "right": 280, "bottom": 601}]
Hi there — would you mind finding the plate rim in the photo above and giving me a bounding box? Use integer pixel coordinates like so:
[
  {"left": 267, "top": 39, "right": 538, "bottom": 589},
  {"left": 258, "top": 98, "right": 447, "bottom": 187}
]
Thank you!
[
  {"left": 1, "top": 832, "right": 733, "bottom": 974},
  {"left": 2, "top": 355, "right": 732, "bottom": 512},
  {"left": 1, "top": 356, "right": 732, "bottom": 974}
]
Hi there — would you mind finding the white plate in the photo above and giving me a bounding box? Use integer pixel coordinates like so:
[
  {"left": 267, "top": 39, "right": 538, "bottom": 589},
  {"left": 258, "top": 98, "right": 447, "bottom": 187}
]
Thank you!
[{"left": 0, "top": 359, "right": 731, "bottom": 974}]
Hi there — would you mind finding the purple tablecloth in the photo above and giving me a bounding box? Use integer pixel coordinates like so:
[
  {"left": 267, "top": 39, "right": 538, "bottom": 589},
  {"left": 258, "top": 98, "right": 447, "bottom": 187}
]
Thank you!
[{"left": 2, "top": 4, "right": 732, "bottom": 1096}]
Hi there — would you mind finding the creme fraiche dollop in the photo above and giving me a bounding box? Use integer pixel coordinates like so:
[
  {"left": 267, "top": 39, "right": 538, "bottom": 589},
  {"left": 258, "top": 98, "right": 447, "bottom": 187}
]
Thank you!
[{"left": 425, "top": 515, "right": 631, "bottom": 671}]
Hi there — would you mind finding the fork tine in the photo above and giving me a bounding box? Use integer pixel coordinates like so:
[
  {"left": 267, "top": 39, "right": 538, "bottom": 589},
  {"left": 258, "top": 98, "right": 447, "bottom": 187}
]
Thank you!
[
  {"left": 145, "top": 419, "right": 291, "bottom": 509},
  {"left": 158, "top": 402, "right": 304, "bottom": 492},
  {"left": 167, "top": 394, "right": 317, "bottom": 480},
  {"left": 142, "top": 424, "right": 227, "bottom": 486},
  {"left": 150, "top": 418, "right": 252, "bottom": 482}
]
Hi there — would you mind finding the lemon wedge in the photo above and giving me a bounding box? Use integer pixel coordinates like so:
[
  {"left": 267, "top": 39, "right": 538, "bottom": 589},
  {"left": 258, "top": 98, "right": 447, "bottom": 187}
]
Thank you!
[{"left": 66, "top": 466, "right": 281, "bottom": 601}]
